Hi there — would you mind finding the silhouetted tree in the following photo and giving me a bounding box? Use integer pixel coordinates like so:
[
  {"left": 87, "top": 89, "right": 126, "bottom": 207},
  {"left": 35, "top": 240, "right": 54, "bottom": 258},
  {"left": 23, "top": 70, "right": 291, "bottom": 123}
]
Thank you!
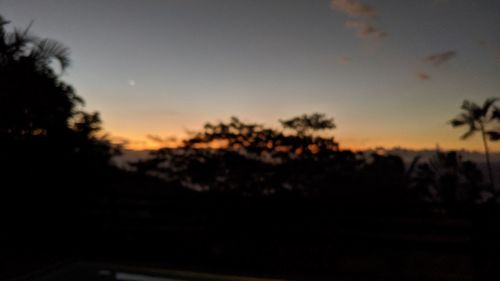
[
  {"left": 280, "top": 113, "right": 335, "bottom": 137},
  {"left": 185, "top": 114, "right": 338, "bottom": 159},
  {"left": 134, "top": 114, "right": 338, "bottom": 195},
  {"left": 0, "top": 18, "right": 77, "bottom": 140},
  {"left": 0, "top": 15, "right": 117, "bottom": 162},
  {"left": 450, "top": 98, "right": 500, "bottom": 190},
  {"left": 0, "top": 15, "right": 119, "bottom": 236},
  {"left": 134, "top": 114, "right": 420, "bottom": 209}
]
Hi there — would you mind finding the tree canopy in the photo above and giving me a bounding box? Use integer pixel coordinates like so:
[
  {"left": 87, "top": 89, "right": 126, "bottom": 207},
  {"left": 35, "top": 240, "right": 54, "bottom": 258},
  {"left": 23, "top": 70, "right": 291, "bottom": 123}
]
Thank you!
[
  {"left": 0, "top": 15, "right": 118, "bottom": 166},
  {"left": 0, "top": 15, "right": 120, "bottom": 232}
]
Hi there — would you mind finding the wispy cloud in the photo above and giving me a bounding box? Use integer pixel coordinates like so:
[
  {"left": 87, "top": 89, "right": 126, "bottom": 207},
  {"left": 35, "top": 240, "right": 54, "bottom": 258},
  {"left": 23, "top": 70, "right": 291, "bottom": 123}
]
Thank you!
[
  {"left": 110, "top": 136, "right": 131, "bottom": 146},
  {"left": 331, "top": 0, "right": 376, "bottom": 18},
  {"left": 330, "top": 0, "right": 386, "bottom": 42},
  {"left": 345, "top": 20, "right": 387, "bottom": 40},
  {"left": 424, "top": 50, "right": 457, "bottom": 67},
  {"left": 146, "top": 134, "right": 177, "bottom": 145},
  {"left": 109, "top": 136, "right": 148, "bottom": 149},
  {"left": 417, "top": 72, "right": 431, "bottom": 81}
]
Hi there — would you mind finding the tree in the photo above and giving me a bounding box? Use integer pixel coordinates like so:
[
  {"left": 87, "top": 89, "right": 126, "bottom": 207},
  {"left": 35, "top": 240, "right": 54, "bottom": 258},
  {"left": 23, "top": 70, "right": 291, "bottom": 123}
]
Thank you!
[
  {"left": 0, "top": 15, "right": 78, "bottom": 139},
  {"left": 0, "top": 15, "right": 119, "bottom": 232},
  {"left": 278, "top": 113, "right": 338, "bottom": 156},
  {"left": 280, "top": 113, "right": 335, "bottom": 137},
  {"left": 184, "top": 113, "right": 338, "bottom": 159},
  {"left": 0, "top": 15, "right": 117, "bottom": 161},
  {"left": 133, "top": 114, "right": 368, "bottom": 199},
  {"left": 450, "top": 98, "right": 499, "bottom": 190}
]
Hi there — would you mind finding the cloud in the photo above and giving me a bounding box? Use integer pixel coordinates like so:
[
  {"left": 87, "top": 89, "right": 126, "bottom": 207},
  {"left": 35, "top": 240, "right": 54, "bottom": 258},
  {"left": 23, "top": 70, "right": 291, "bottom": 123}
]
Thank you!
[
  {"left": 146, "top": 134, "right": 177, "bottom": 144},
  {"left": 110, "top": 136, "right": 131, "bottom": 146},
  {"left": 330, "top": 0, "right": 387, "bottom": 42},
  {"left": 417, "top": 50, "right": 456, "bottom": 81},
  {"left": 109, "top": 136, "right": 148, "bottom": 149},
  {"left": 331, "top": 0, "right": 376, "bottom": 18},
  {"left": 424, "top": 50, "right": 457, "bottom": 67},
  {"left": 345, "top": 20, "right": 387, "bottom": 40},
  {"left": 417, "top": 72, "right": 431, "bottom": 81}
]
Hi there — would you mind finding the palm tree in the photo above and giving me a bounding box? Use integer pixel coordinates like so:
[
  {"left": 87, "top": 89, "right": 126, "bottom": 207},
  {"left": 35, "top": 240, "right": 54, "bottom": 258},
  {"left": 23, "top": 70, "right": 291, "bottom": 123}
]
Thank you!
[
  {"left": 0, "top": 15, "right": 70, "bottom": 73},
  {"left": 0, "top": 15, "right": 78, "bottom": 138},
  {"left": 0, "top": 14, "right": 117, "bottom": 161},
  {"left": 450, "top": 98, "right": 500, "bottom": 190}
]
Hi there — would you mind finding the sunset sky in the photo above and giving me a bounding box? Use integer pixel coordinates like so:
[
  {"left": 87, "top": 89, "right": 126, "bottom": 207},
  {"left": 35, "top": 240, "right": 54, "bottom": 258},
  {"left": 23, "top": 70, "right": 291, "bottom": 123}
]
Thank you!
[{"left": 1, "top": 0, "right": 499, "bottom": 151}]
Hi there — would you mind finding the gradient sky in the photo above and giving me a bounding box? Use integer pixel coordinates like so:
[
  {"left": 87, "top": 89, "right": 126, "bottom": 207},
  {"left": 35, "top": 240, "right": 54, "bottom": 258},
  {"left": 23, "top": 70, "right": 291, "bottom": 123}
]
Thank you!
[{"left": 1, "top": 0, "right": 499, "bottom": 150}]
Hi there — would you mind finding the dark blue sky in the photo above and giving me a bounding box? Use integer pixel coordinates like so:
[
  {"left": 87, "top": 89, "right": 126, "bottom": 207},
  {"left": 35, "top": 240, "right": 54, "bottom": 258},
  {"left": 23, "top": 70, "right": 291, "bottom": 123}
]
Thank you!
[{"left": 1, "top": 0, "right": 499, "bottom": 150}]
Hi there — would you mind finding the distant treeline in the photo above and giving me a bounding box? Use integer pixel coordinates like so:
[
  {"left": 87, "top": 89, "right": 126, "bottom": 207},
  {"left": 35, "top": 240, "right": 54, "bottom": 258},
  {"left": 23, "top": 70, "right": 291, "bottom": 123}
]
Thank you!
[{"left": 127, "top": 115, "right": 492, "bottom": 212}]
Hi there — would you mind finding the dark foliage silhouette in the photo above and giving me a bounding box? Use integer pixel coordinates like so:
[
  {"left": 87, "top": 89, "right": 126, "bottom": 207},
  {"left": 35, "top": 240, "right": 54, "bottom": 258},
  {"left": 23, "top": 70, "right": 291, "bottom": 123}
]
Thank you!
[
  {"left": 132, "top": 113, "right": 493, "bottom": 211},
  {"left": 280, "top": 113, "right": 335, "bottom": 136},
  {"left": 134, "top": 115, "right": 416, "bottom": 210},
  {"left": 134, "top": 115, "right": 340, "bottom": 195},
  {"left": 0, "top": 15, "right": 119, "bottom": 249},
  {"left": 0, "top": 15, "right": 116, "bottom": 159},
  {"left": 411, "top": 151, "right": 485, "bottom": 210}
]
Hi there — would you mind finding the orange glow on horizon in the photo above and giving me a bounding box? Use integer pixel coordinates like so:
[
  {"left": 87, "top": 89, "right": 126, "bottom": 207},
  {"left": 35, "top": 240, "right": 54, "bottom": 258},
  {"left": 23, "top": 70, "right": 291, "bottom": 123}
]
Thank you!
[
  {"left": 116, "top": 133, "right": 500, "bottom": 153},
  {"left": 106, "top": 119, "right": 500, "bottom": 153}
]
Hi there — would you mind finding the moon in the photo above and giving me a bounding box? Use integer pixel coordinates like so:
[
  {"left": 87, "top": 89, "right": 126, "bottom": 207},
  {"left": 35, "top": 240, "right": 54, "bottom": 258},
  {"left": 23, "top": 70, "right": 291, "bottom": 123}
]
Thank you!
[{"left": 128, "top": 80, "right": 136, "bottom": 86}]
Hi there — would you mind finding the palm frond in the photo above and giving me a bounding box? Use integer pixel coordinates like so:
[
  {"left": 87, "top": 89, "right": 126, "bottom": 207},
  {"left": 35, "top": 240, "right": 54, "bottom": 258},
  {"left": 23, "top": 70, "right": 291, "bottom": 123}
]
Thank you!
[
  {"left": 460, "top": 128, "right": 477, "bottom": 140},
  {"left": 461, "top": 100, "right": 483, "bottom": 119},
  {"left": 449, "top": 118, "right": 467, "bottom": 127},
  {"left": 5, "top": 29, "right": 35, "bottom": 55},
  {"left": 482, "top": 97, "right": 498, "bottom": 116},
  {"left": 450, "top": 112, "right": 477, "bottom": 129},
  {"left": 31, "top": 38, "right": 71, "bottom": 72},
  {"left": 490, "top": 106, "right": 500, "bottom": 121},
  {"left": 486, "top": 130, "right": 500, "bottom": 141}
]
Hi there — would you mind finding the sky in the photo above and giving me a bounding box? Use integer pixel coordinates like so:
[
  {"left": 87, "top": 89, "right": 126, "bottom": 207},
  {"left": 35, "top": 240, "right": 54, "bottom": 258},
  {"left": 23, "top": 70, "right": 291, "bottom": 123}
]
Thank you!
[{"left": 1, "top": 0, "right": 499, "bottom": 151}]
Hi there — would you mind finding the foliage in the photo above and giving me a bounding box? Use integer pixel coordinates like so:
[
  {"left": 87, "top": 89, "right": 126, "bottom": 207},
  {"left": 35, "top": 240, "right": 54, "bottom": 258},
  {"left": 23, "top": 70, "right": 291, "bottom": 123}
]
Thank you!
[
  {"left": 0, "top": 15, "right": 120, "bottom": 233},
  {"left": 135, "top": 115, "right": 340, "bottom": 196},
  {"left": 0, "top": 15, "right": 118, "bottom": 166},
  {"left": 411, "top": 151, "right": 485, "bottom": 207},
  {"left": 280, "top": 113, "right": 335, "bottom": 136},
  {"left": 134, "top": 115, "right": 426, "bottom": 210},
  {"left": 186, "top": 115, "right": 339, "bottom": 158}
]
